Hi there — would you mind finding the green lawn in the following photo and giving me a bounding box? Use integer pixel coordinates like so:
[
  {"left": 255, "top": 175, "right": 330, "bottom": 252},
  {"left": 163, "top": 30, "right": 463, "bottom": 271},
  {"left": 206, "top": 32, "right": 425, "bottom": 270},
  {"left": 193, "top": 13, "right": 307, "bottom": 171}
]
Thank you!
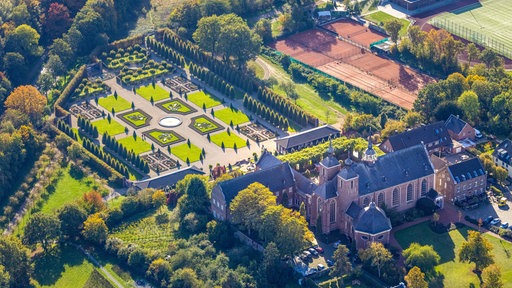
[
  {"left": 107, "top": 196, "right": 125, "bottom": 210},
  {"left": 214, "top": 107, "right": 250, "bottom": 126},
  {"left": 395, "top": 222, "right": 512, "bottom": 288},
  {"left": 171, "top": 142, "right": 203, "bottom": 163},
  {"left": 363, "top": 11, "right": 410, "bottom": 37},
  {"left": 92, "top": 118, "right": 126, "bottom": 136},
  {"left": 148, "top": 130, "right": 182, "bottom": 146},
  {"left": 136, "top": 84, "right": 169, "bottom": 102},
  {"left": 187, "top": 91, "right": 221, "bottom": 108},
  {"left": 190, "top": 116, "right": 222, "bottom": 134},
  {"left": 160, "top": 99, "right": 192, "bottom": 113},
  {"left": 121, "top": 111, "right": 150, "bottom": 128},
  {"left": 211, "top": 132, "right": 247, "bottom": 149},
  {"left": 118, "top": 136, "right": 152, "bottom": 155},
  {"left": 98, "top": 95, "right": 132, "bottom": 113}
]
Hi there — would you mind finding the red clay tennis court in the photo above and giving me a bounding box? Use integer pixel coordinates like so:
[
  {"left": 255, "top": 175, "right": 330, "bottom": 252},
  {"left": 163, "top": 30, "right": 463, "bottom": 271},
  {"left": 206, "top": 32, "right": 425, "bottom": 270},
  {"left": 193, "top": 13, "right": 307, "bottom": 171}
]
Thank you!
[{"left": 322, "top": 20, "right": 387, "bottom": 47}]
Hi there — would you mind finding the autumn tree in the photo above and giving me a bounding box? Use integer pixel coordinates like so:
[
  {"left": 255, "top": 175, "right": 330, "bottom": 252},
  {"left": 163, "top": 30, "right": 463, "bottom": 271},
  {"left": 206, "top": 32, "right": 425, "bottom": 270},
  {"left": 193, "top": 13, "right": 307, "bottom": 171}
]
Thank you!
[
  {"left": 381, "top": 119, "right": 406, "bottom": 138},
  {"left": 82, "top": 213, "right": 108, "bottom": 245},
  {"left": 403, "top": 243, "right": 440, "bottom": 274},
  {"left": 152, "top": 190, "right": 167, "bottom": 211},
  {"left": 403, "top": 111, "right": 422, "bottom": 128},
  {"left": 330, "top": 244, "right": 352, "bottom": 278},
  {"left": 42, "top": 3, "right": 72, "bottom": 41},
  {"left": 4, "top": 85, "right": 47, "bottom": 123},
  {"left": 24, "top": 213, "right": 61, "bottom": 252},
  {"left": 466, "top": 43, "right": 480, "bottom": 67},
  {"left": 494, "top": 166, "right": 508, "bottom": 185},
  {"left": 81, "top": 190, "right": 106, "bottom": 214},
  {"left": 359, "top": 242, "right": 392, "bottom": 278},
  {"left": 404, "top": 266, "right": 428, "bottom": 288},
  {"left": 482, "top": 264, "right": 503, "bottom": 288},
  {"left": 457, "top": 90, "right": 480, "bottom": 125},
  {"left": 147, "top": 258, "right": 172, "bottom": 286},
  {"left": 384, "top": 19, "right": 402, "bottom": 43},
  {"left": 459, "top": 231, "right": 494, "bottom": 272}
]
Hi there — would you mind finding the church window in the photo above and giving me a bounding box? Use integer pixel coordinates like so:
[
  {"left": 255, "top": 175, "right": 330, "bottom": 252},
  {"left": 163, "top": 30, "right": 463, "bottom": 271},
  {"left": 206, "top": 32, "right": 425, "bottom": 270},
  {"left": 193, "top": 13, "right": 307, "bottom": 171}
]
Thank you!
[
  {"left": 407, "top": 184, "right": 413, "bottom": 202},
  {"left": 361, "top": 235, "right": 369, "bottom": 240},
  {"left": 351, "top": 181, "right": 354, "bottom": 189},
  {"left": 392, "top": 188, "right": 400, "bottom": 206},
  {"left": 377, "top": 193, "right": 384, "bottom": 207},
  {"left": 377, "top": 235, "right": 384, "bottom": 240},
  {"left": 363, "top": 197, "right": 370, "bottom": 207},
  {"left": 421, "top": 179, "right": 427, "bottom": 196},
  {"left": 318, "top": 198, "right": 322, "bottom": 213},
  {"left": 330, "top": 201, "right": 336, "bottom": 223}
]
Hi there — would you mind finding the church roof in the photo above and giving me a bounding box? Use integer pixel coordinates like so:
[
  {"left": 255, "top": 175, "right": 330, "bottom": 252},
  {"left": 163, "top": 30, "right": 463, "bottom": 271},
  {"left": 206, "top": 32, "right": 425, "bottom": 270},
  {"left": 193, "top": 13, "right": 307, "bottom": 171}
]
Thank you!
[
  {"left": 255, "top": 150, "right": 282, "bottom": 170},
  {"left": 386, "top": 121, "right": 452, "bottom": 151},
  {"left": 294, "top": 170, "right": 317, "bottom": 195},
  {"left": 346, "top": 202, "right": 362, "bottom": 219},
  {"left": 132, "top": 166, "right": 204, "bottom": 190},
  {"left": 218, "top": 163, "right": 295, "bottom": 204},
  {"left": 274, "top": 125, "right": 340, "bottom": 149},
  {"left": 354, "top": 203, "right": 392, "bottom": 235},
  {"left": 320, "top": 155, "right": 340, "bottom": 168},
  {"left": 339, "top": 144, "right": 434, "bottom": 196},
  {"left": 314, "top": 179, "right": 337, "bottom": 199}
]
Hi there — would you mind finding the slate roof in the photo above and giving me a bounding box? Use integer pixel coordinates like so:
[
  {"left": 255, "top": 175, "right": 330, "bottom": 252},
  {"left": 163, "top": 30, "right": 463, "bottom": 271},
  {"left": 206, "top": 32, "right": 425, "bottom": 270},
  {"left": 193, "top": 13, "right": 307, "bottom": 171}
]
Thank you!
[
  {"left": 448, "top": 158, "right": 485, "bottom": 184},
  {"left": 132, "top": 166, "right": 204, "bottom": 190},
  {"left": 346, "top": 202, "right": 362, "bottom": 219},
  {"left": 314, "top": 179, "right": 337, "bottom": 199},
  {"left": 294, "top": 171, "right": 317, "bottom": 195},
  {"left": 320, "top": 155, "right": 340, "bottom": 168},
  {"left": 354, "top": 203, "right": 392, "bottom": 235},
  {"left": 386, "top": 121, "right": 452, "bottom": 151},
  {"left": 339, "top": 144, "right": 434, "bottom": 196},
  {"left": 275, "top": 125, "right": 340, "bottom": 150},
  {"left": 493, "top": 139, "right": 512, "bottom": 165},
  {"left": 256, "top": 150, "right": 282, "bottom": 170},
  {"left": 219, "top": 163, "right": 295, "bottom": 204},
  {"left": 445, "top": 114, "right": 468, "bottom": 134}
]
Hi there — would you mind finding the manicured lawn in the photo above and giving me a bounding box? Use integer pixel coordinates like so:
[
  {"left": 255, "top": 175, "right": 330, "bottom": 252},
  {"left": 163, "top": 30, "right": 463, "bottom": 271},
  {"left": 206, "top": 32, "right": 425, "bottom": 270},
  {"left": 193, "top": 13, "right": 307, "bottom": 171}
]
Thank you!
[
  {"left": 395, "top": 222, "right": 512, "bottom": 288},
  {"left": 171, "top": 142, "right": 203, "bottom": 163},
  {"left": 190, "top": 116, "right": 222, "bottom": 134},
  {"left": 147, "top": 130, "right": 183, "bottom": 146},
  {"left": 214, "top": 107, "right": 250, "bottom": 126},
  {"left": 120, "top": 110, "right": 150, "bottom": 128},
  {"left": 211, "top": 132, "right": 247, "bottom": 149},
  {"left": 118, "top": 135, "right": 152, "bottom": 155},
  {"left": 92, "top": 118, "right": 126, "bottom": 136},
  {"left": 136, "top": 84, "right": 169, "bottom": 102},
  {"left": 98, "top": 94, "right": 132, "bottom": 113},
  {"left": 187, "top": 90, "right": 221, "bottom": 108},
  {"left": 107, "top": 196, "right": 125, "bottom": 210},
  {"left": 363, "top": 11, "right": 410, "bottom": 37},
  {"left": 160, "top": 99, "right": 192, "bottom": 113}
]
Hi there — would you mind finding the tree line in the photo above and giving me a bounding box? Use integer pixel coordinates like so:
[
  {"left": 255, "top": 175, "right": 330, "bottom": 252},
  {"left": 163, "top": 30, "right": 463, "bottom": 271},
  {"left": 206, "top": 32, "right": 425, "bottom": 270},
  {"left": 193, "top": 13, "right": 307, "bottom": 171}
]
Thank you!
[
  {"left": 243, "top": 94, "right": 289, "bottom": 130},
  {"left": 102, "top": 133, "right": 150, "bottom": 174}
]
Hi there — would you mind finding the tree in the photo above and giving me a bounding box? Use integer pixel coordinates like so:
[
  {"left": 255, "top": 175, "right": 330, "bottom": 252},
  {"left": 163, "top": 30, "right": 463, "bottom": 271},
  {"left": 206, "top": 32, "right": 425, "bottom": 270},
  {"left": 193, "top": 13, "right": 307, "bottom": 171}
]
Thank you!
[
  {"left": 82, "top": 213, "right": 108, "bottom": 245},
  {"left": 480, "top": 48, "right": 502, "bottom": 68},
  {"left": 58, "top": 203, "right": 87, "bottom": 237},
  {"left": 193, "top": 15, "right": 222, "bottom": 56},
  {"left": 466, "top": 43, "right": 480, "bottom": 67},
  {"left": 262, "top": 242, "right": 281, "bottom": 285},
  {"left": 359, "top": 242, "right": 392, "bottom": 278},
  {"left": 253, "top": 18, "right": 273, "bottom": 44},
  {"left": 381, "top": 119, "right": 406, "bottom": 138},
  {"left": 384, "top": 19, "right": 403, "bottom": 43},
  {"left": 4, "top": 85, "right": 47, "bottom": 123},
  {"left": 482, "top": 264, "right": 503, "bottom": 288},
  {"left": 43, "top": 3, "right": 72, "bottom": 41},
  {"left": 330, "top": 244, "right": 352, "bottom": 278},
  {"left": 457, "top": 90, "right": 480, "bottom": 125},
  {"left": 46, "top": 54, "right": 66, "bottom": 76},
  {"left": 494, "top": 166, "right": 508, "bottom": 184},
  {"left": 170, "top": 267, "right": 202, "bottom": 288},
  {"left": 0, "top": 237, "right": 31, "bottom": 287},
  {"left": 403, "top": 243, "right": 440, "bottom": 274},
  {"left": 403, "top": 111, "right": 422, "bottom": 128},
  {"left": 152, "top": 190, "right": 167, "bottom": 210},
  {"left": 24, "top": 213, "right": 60, "bottom": 252},
  {"left": 459, "top": 231, "right": 494, "bottom": 272},
  {"left": 5, "top": 24, "right": 43, "bottom": 60},
  {"left": 0, "top": 265, "right": 9, "bottom": 288},
  {"left": 147, "top": 258, "right": 172, "bottom": 286},
  {"left": 404, "top": 266, "right": 428, "bottom": 288},
  {"left": 81, "top": 190, "right": 106, "bottom": 214}
]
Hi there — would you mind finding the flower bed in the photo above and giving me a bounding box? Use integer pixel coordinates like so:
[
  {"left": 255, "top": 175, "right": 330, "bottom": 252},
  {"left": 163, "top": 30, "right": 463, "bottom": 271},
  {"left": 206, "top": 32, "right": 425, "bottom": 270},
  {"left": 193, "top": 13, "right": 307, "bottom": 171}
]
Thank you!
[
  {"left": 118, "top": 109, "right": 152, "bottom": 129},
  {"left": 144, "top": 129, "right": 184, "bottom": 147},
  {"left": 156, "top": 99, "right": 196, "bottom": 115},
  {"left": 189, "top": 116, "right": 223, "bottom": 135}
]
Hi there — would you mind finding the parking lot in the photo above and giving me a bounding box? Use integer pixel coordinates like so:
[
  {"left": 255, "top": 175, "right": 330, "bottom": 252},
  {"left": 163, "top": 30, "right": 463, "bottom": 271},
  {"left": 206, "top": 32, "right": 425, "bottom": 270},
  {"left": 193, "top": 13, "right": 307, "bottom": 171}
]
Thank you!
[{"left": 465, "top": 192, "right": 512, "bottom": 228}]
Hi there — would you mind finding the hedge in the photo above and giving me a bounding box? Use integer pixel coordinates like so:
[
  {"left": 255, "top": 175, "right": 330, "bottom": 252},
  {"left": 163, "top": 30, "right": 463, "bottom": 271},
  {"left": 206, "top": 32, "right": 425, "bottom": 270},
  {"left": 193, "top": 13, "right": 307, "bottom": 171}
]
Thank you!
[{"left": 54, "top": 65, "right": 87, "bottom": 117}]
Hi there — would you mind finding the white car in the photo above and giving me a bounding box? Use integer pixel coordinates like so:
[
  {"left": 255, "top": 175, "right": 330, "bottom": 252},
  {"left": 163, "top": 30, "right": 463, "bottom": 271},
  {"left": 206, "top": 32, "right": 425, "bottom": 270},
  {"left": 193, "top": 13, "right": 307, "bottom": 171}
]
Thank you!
[
  {"left": 490, "top": 218, "right": 501, "bottom": 226},
  {"left": 317, "top": 264, "right": 325, "bottom": 270}
]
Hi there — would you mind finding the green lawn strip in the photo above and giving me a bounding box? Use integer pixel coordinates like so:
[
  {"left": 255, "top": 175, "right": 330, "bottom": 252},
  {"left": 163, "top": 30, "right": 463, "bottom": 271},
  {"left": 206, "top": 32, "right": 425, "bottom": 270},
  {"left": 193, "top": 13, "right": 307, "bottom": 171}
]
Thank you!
[
  {"left": 92, "top": 118, "right": 126, "bottom": 136},
  {"left": 34, "top": 245, "right": 95, "bottom": 287},
  {"left": 211, "top": 131, "right": 247, "bottom": 149},
  {"left": 363, "top": 11, "right": 410, "bottom": 36},
  {"left": 189, "top": 116, "right": 223, "bottom": 134},
  {"left": 171, "top": 143, "right": 203, "bottom": 163},
  {"left": 98, "top": 95, "right": 132, "bottom": 113},
  {"left": 187, "top": 91, "right": 222, "bottom": 108},
  {"left": 118, "top": 135, "right": 152, "bottom": 155},
  {"left": 395, "top": 222, "right": 512, "bottom": 288},
  {"left": 161, "top": 100, "right": 191, "bottom": 113},
  {"left": 83, "top": 269, "right": 114, "bottom": 288},
  {"left": 214, "top": 107, "right": 250, "bottom": 126},
  {"left": 248, "top": 60, "right": 264, "bottom": 79},
  {"left": 136, "top": 84, "right": 169, "bottom": 102}
]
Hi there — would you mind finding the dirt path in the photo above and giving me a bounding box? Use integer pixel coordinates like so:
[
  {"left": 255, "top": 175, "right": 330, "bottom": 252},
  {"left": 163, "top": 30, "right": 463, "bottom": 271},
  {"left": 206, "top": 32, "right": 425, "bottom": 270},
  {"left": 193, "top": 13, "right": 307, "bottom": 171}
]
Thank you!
[{"left": 74, "top": 244, "right": 125, "bottom": 288}]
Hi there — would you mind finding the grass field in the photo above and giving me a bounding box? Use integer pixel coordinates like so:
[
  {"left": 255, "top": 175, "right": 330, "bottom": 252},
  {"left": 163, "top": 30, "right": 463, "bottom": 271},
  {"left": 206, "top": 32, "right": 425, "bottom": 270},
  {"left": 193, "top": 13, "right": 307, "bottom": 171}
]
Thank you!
[
  {"left": 211, "top": 132, "right": 247, "bottom": 149},
  {"left": 363, "top": 11, "right": 410, "bottom": 37},
  {"left": 214, "top": 107, "right": 250, "bottom": 126},
  {"left": 118, "top": 135, "right": 152, "bottom": 155},
  {"left": 98, "top": 95, "right": 131, "bottom": 113},
  {"left": 187, "top": 91, "right": 221, "bottom": 108},
  {"left": 395, "top": 222, "right": 512, "bottom": 288},
  {"left": 92, "top": 119, "right": 126, "bottom": 136},
  {"left": 136, "top": 84, "right": 169, "bottom": 102},
  {"left": 430, "top": 0, "right": 512, "bottom": 58},
  {"left": 171, "top": 142, "right": 202, "bottom": 163}
]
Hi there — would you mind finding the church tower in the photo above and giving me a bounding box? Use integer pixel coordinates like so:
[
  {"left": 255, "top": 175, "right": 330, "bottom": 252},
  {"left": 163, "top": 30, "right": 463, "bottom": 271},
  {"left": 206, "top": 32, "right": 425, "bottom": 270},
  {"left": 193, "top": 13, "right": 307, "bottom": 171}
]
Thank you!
[
  {"left": 319, "top": 138, "right": 341, "bottom": 184},
  {"left": 362, "top": 136, "right": 377, "bottom": 165}
]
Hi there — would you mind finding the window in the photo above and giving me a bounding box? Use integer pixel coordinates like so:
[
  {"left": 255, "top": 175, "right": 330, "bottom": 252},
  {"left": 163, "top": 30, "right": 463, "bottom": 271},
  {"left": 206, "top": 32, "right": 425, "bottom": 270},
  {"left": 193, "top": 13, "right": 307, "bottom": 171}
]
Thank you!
[
  {"left": 377, "top": 235, "right": 384, "bottom": 240},
  {"left": 392, "top": 188, "right": 400, "bottom": 206},
  {"left": 330, "top": 201, "right": 336, "bottom": 223},
  {"left": 351, "top": 181, "right": 354, "bottom": 189},
  {"left": 363, "top": 197, "right": 370, "bottom": 207},
  {"left": 421, "top": 179, "right": 427, "bottom": 196},
  {"left": 361, "top": 235, "right": 369, "bottom": 240},
  {"left": 318, "top": 198, "right": 322, "bottom": 213},
  {"left": 377, "top": 193, "right": 384, "bottom": 207},
  {"left": 407, "top": 184, "right": 413, "bottom": 202}
]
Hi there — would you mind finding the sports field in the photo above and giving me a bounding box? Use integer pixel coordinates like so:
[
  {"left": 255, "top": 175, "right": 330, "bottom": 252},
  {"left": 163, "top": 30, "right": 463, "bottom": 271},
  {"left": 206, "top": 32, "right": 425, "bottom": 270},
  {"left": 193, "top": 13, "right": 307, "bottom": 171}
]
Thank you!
[{"left": 430, "top": 0, "right": 512, "bottom": 59}]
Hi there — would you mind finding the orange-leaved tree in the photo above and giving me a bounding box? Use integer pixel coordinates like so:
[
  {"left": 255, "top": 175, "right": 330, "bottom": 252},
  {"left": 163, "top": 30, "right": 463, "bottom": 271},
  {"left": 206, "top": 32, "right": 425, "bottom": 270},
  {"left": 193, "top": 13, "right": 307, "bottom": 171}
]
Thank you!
[{"left": 4, "top": 85, "right": 46, "bottom": 122}]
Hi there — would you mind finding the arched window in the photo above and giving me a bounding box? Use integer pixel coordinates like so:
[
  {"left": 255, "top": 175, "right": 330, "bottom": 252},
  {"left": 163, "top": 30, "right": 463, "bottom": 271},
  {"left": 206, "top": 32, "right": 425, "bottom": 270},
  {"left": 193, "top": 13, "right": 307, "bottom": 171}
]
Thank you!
[
  {"left": 392, "top": 188, "right": 400, "bottom": 206},
  {"left": 377, "top": 193, "right": 384, "bottom": 207},
  {"left": 281, "top": 193, "right": 289, "bottom": 207},
  {"left": 330, "top": 201, "right": 336, "bottom": 223},
  {"left": 363, "top": 197, "right": 370, "bottom": 207},
  {"left": 407, "top": 184, "right": 413, "bottom": 202},
  {"left": 421, "top": 179, "right": 427, "bottom": 196}
]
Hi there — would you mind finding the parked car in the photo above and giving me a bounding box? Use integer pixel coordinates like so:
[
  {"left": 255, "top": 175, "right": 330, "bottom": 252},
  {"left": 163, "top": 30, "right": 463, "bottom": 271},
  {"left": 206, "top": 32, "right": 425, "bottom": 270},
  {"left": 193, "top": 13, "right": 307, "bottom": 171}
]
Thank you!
[
  {"left": 475, "top": 129, "right": 483, "bottom": 139},
  {"left": 313, "top": 245, "right": 324, "bottom": 254},
  {"left": 498, "top": 197, "right": 508, "bottom": 207},
  {"left": 308, "top": 248, "right": 319, "bottom": 256},
  {"left": 483, "top": 216, "right": 494, "bottom": 225},
  {"left": 333, "top": 240, "right": 342, "bottom": 248},
  {"left": 490, "top": 218, "right": 501, "bottom": 226},
  {"left": 500, "top": 222, "right": 509, "bottom": 229},
  {"left": 326, "top": 259, "right": 334, "bottom": 267},
  {"left": 317, "top": 264, "right": 325, "bottom": 270}
]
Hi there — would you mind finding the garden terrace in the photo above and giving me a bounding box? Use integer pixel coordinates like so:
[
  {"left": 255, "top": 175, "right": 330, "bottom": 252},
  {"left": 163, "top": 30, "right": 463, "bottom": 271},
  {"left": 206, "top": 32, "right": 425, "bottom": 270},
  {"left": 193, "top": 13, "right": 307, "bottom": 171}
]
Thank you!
[
  {"left": 210, "top": 131, "right": 247, "bottom": 149},
  {"left": 101, "top": 45, "right": 148, "bottom": 70},
  {"left": 118, "top": 60, "right": 174, "bottom": 85},
  {"left": 171, "top": 142, "right": 203, "bottom": 163},
  {"left": 136, "top": 83, "right": 170, "bottom": 102},
  {"left": 164, "top": 75, "right": 198, "bottom": 94},
  {"left": 189, "top": 116, "right": 223, "bottom": 135},
  {"left": 97, "top": 94, "right": 131, "bottom": 113},
  {"left": 118, "top": 109, "right": 152, "bottom": 129},
  {"left": 69, "top": 102, "right": 103, "bottom": 120},
  {"left": 144, "top": 129, "right": 184, "bottom": 147},
  {"left": 187, "top": 90, "right": 221, "bottom": 109},
  {"left": 156, "top": 99, "right": 196, "bottom": 115},
  {"left": 73, "top": 78, "right": 110, "bottom": 98},
  {"left": 214, "top": 107, "right": 250, "bottom": 126},
  {"left": 140, "top": 151, "right": 177, "bottom": 173},
  {"left": 91, "top": 118, "right": 125, "bottom": 136},
  {"left": 239, "top": 123, "right": 276, "bottom": 142},
  {"left": 117, "top": 135, "right": 152, "bottom": 155}
]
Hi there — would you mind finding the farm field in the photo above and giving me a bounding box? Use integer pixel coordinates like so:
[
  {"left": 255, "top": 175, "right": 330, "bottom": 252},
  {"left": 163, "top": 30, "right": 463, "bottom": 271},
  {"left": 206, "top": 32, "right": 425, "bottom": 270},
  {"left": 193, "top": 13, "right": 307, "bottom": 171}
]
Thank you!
[{"left": 430, "top": 0, "right": 512, "bottom": 59}]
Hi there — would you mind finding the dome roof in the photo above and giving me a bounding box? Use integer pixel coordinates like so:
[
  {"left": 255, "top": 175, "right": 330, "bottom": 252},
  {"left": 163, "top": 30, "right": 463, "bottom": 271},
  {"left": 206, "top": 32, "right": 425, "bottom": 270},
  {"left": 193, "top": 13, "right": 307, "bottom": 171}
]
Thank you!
[{"left": 354, "top": 202, "right": 391, "bottom": 235}]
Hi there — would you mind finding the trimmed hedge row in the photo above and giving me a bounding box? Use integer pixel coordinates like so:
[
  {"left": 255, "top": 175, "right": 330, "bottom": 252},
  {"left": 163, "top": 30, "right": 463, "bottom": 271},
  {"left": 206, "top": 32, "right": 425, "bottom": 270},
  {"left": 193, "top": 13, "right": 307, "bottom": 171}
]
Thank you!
[
  {"left": 257, "top": 87, "right": 315, "bottom": 127},
  {"left": 243, "top": 94, "right": 289, "bottom": 130},
  {"left": 55, "top": 65, "right": 87, "bottom": 117},
  {"left": 102, "top": 133, "right": 150, "bottom": 173}
]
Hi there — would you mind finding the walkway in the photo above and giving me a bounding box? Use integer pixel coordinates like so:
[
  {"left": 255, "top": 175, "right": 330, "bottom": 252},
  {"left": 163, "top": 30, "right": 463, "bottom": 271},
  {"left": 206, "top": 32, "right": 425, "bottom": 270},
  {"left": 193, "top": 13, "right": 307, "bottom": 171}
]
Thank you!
[{"left": 73, "top": 244, "right": 124, "bottom": 288}]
